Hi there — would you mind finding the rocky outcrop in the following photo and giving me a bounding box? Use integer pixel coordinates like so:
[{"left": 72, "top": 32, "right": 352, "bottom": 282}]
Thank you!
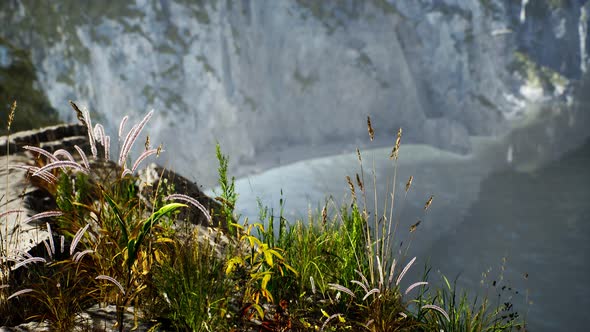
[{"left": 0, "top": 305, "right": 158, "bottom": 332}]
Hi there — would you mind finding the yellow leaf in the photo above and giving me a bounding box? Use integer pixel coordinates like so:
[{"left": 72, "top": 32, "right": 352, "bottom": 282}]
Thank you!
[
  {"left": 268, "top": 249, "right": 284, "bottom": 261},
  {"left": 300, "top": 319, "right": 311, "bottom": 328},
  {"left": 321, "top": 309, "right": 330, "bottom": 318},
  {"left": 262, "top": 287, "right": 274, "bottom": 303},
  {"left": 284, "top": 263, "right": 298, "bottom": 276},
  {"left": 226, "top": 257, "right": 243, "bottom": 274},
  {"left": 261, "top": 272, "right": 271, "bottom": 291},
  {"left": 263, "top": 251, "right": 274, "bottom": 267},
  {"left": 254, "top": 223, "right": 265, "bottom": 233},
  {"left": 229, "top": 222, "right": 244, "bottom": 230},
  {"left": 251, "top": 303, "right": 264, "bottom": 319}
]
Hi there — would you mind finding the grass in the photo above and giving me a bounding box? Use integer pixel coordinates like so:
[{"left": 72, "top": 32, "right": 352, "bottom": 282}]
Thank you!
[{"left": 0, "top": 102, "right": 527, "bottom": 331}]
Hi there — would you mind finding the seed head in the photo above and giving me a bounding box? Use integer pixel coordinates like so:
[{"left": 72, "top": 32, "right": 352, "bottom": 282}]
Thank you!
[
  {"left": 424, "top": 196, "right": 433, "bottom": 210},
  {"left": 405, "top": 176, "right": 413, "bottom": 193},
  {"left": 7, "top": 101, "right": 16, "bottom": 131},
  {"left": 367, "top": 116, "right": 375, "bottom": 141},
  {"left": 346, "top": 176, "right": 356, "bottom": 203},
  {"left": 390, "top": 128, "right": 402, "bottom": 160},
  {"left": 356, "top": 173, "right": 364, "bottom": 192}
]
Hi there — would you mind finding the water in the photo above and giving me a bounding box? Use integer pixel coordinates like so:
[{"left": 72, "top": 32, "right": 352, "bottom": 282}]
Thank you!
[
  {"left": 427, "top": 138, "right": 590, "bottom": 331},
  {"left": 223, "top": 103, "right": 589, "bottom": 331}
]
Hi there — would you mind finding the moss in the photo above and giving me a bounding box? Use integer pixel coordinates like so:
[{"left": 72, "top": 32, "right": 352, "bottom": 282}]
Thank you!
[
  {"left": 163, "top": 91, "right": 187, "bottom": 111},
  {"left": 0, "top": 37, "right": 59, "bottom": 134},
  {"left": 0, "top": 1, "right": 143, "bottom": 65},
  {"left": 56, "top": 72, "right": 75, "bottom": 86},
  {"left": 510, "top": 51, "right": 569, "bottom": 93},
  {"left": 161, "top": 63, "right": 181, "bottom": 79},
  {"left": 141, "top": 85, "right": 156, "bottom": 104},
  {"left": 293, "top": 67, "right": 318, "bottom": 92},
  {"left": 478, "top": 0, "right": 499, "bottom": 13},
  {"left": 243, "top": 95, "right": 257, "bottom": 112},
  {"left": 156, "top": 43, "right": 177, "bottom": 55},
  {"left": 231, "top": 26, "right": 241, "bottom": 55},
  {"left": 356, "top": 51, "right": 375, "bottom": 73},
  {"left": 474, "top": 93, "right": 500, "bottom": 111},
  {"left": 548, "top": 0, "right": 570, "bottom": 9},
  {"left": 296, "top": 0, "right": 402, "bottom": 35},
  {"left": 371, "top": 0, "right": 400, "bottom": 16},
  {"left": 196, "top": 55, "right": 217, "bottom": 77}
]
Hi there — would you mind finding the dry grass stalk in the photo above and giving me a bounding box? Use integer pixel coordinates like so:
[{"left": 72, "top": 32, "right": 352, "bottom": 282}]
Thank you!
[
  {"left": 424, "top": 196, "right": 433, "bottom": 211},
  {"left": 409, "top": 220, "right": 421, "bottom": 233},
  {"left": 7, "top": 101, "right": 16, "bottom": 131},
  {"left": 345, "top": 176, "right": 356, "bottom": 203},
  {"left": 367, "top": 116, "right": 375, "bottom": 141},
  {"left": 405, "top": 176, "right": 413, "bottom": 193},
  {"left": 390, "top": 128, "right": 402, "bottom": 160},
  {"left": 69, "top": 100, "right": 86, "bottom": 128},
  {"left": 356, "top": 173, "right": 364, "bottom": 193}
]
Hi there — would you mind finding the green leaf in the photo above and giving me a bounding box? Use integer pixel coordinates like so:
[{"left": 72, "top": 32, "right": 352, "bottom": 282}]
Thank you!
[
  {"left": 102, "top": 188, "right": 129, "bottom": 245},
  {"left": 263, "top": 250, "right": 274, "bottom": 267},
  {"left": 261, "top": 272, "right": 272, "bottom": 291},
  {"left": 127, "top": 239, "right": 136, "bottom": 269},
  {"left": 133, "top": 203, "right": 186, "bottom": 258},
  {"left": 250, "top": 303, "right": 264, "bottom": 320}
]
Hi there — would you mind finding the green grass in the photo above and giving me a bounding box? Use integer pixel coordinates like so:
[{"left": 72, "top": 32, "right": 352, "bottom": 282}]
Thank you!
[{"left": 0, "top": 104, "right": 527, "bottom": 331}]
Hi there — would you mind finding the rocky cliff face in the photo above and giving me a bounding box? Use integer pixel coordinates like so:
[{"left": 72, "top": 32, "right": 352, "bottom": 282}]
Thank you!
[{"left": 0, "top": 0, "right": 587, "bottom": 186}]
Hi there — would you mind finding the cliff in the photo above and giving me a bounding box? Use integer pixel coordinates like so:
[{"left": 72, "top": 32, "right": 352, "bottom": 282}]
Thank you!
[{"left": 0, "top": 0, "right": 587, "bottom": 186}]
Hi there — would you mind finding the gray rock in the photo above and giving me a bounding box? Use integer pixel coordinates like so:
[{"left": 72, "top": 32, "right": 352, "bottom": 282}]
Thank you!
[
  {"left": 0, "top": 1, "right": 584, "bottom": 186},
  {"left": 0, "top": 304, "right": 163, "bottom": 332}
]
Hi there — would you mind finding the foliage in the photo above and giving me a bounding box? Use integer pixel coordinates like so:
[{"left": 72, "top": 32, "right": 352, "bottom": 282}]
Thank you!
[
  {"left": 0, "top": 104, "right": 527, "bottom": 331},
  {"left": 422, "top": 273, "right": 526, "bottom": 332},
  {"left": 215, "top": 143, "right": 238, "bottom": 235},
  {"left": 149, "top": 228, "right": 233, "bottom": 331}
]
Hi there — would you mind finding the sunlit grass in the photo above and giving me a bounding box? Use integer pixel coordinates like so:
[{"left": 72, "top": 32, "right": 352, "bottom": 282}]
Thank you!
[{"left": 0, "top": 102, "right": 527, "bottom": 331}]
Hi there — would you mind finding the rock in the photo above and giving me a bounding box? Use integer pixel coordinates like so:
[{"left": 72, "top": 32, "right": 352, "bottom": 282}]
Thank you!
[
  {"left": 137, "top": 163, "right": 224, "bottom": 228},
  {"left": 0, "top": 37, "right": 60, "bottom": 135},
  {"left": 0, "top": 1, "right": 585, "bottom": 186},
  {"left": 0, "top": 304, "right": 164, "bottom": 332}
]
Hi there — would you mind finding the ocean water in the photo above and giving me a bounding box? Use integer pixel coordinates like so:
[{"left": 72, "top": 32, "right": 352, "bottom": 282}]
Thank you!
[
  {"left": 426, "top": 139, "right": 590, "bottom": 331},
  {"left": 219, "top": 104, "right": 589, "bottom": 331}
]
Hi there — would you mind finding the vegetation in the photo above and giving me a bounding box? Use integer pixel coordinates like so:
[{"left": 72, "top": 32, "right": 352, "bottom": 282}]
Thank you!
[{"left": 0, "top": 101, "right": 526, "bottom": 331}]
